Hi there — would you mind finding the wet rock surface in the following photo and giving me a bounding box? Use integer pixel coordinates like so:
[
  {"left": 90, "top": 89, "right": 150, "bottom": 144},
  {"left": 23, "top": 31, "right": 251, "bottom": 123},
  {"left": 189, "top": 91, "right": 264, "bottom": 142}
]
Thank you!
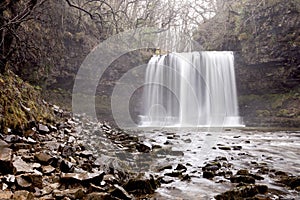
[
  {"left": 1, "top": 103, "right": 299, "bottom": 199},
  {"left": 0, "top": 105, "right": 160, "bottom": 199}
]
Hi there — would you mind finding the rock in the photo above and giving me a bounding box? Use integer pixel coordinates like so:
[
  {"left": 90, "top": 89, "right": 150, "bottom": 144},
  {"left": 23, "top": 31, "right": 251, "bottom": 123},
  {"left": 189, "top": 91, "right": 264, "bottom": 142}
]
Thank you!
[
  {"left": 13, "top": 157, "right": 34, "bottom": 174},
  {"left": 237, "top": 169, "right": 249, "bottom": 175},
  {"left": 60, "top": 171, "right": 104, "bottom": 184},
  {"left": 0, "top": 139, "right": 9, "bottom": 147},
  {"left": 250, "top": 174, "right": 264, "bottom": 180},
  {"left": 0, "top": 191, "right": 13, "bottom": 199},
  {"left": 164, "top": 171, "right": 182, "bottom": 178},
  {"left": 202, "top": 162, "right": 221, "bottom": 172},
  {"left": 20, "top": 173, "right": 43, "bottom": 189},
  {"left": 159, "top": 176, "right": 174, "bottom": 184},
  {"left": 136, "top": 143, "right": 151, "bottom": 153},
  {"left": 60, "top": 160, "right": 74, "bottom": 173},
  {"left": 60, "top": 145, "right": 74, "bottom": 157},
  {"left": 203, "top": 171, "right": 215, "bottom": 179},
  {"left": 110, "top": 184, "right": 132, "bottom": 200},
  {"left": 4, "top": 174, "right": 15, "bottom": 183},
  {"left": 181, "top": 174, "right": 191, "bottom": 181},
  {"left": 16, "top": 176, "right": 32, "bottom": 188},
  {"left": 42, "top": 165, "right": 56, "bottom": 174},
  {"left": 2, "top": 135, "right": 22, "bottom": 143},
  {"left": 218, "top": 146, "right": 231, "bottom": 150},
  {"left": 230, "top": 175, "right": 256, "bottom": 184},
  {"left": 43, "top": 141, "right": 60, "bottom": 151},
  {"left": 12, "top": 190, "right": 34, "bottom": 200},
  {"left": 158, "top": 165, "right": 172, "bottom": 171},
  {"left": 215, "top": 184, "right": 268, "bottom": 200},
  {"left": 102, "top": 174, "right": 118, "bottom": 185},
  {"left": 85, "top": 192, "right": 113, "bottom": 200},
  {"left": 175, "top": 164, "right": 187, "bottom": 171},
  {"left": 278, "top": 176, "right": 300, "bottom": 189},
  {"left": 275, "top": 171, "right": 288, "bottom": 176},
  {"left": 76, "top": 150, "right": 94, "bottom": 158},
  {"left": 0, "top": 147, "right": 13, "bottom": 174},
  {"left": 53, "top": 188, "right": 85, "bottom": 199},
  {"left": 232, "top": 146, "right": 242, "bottom": 150},
  {"left": 35, "top": 152, "right": 53, "bottom": 164},
  {"left": 38, "top": 124, "right": 50, "bottom": 133},
  {"left": 123, "top": 176, "right": 159, "bottom": 194},
  {"left": 183, "top": 138, "right": 192, "bottom": 143}
]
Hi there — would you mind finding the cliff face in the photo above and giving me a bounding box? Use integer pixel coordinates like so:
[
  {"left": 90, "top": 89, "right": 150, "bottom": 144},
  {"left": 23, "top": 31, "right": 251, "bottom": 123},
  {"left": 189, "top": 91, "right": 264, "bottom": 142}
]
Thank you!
[
  {"left": 196, "top": 0, "right": 300, "bottom": 127},
  {"left": 10, "top": 0, "right": 100, "bottom": 108}
]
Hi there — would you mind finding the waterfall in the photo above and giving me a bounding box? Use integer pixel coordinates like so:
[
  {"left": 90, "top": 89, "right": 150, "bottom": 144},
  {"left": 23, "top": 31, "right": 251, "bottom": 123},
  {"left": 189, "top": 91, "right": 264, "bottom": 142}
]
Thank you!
[{"left": 139, "top": 51, "right": 244, "bottom": 127}]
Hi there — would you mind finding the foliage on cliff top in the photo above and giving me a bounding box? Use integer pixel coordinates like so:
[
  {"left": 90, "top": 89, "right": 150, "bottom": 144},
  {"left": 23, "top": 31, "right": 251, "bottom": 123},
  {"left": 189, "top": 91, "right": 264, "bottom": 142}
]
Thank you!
[{"left": 0, "top": 70, "right": 55, "bottom": 134}]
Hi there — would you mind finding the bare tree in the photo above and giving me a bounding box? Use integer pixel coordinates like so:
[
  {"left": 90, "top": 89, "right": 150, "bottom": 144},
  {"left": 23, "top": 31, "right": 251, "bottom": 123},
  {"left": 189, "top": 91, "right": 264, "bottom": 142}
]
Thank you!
[{"left": 0, "top": 0, "right": 48, "bottom": 73}]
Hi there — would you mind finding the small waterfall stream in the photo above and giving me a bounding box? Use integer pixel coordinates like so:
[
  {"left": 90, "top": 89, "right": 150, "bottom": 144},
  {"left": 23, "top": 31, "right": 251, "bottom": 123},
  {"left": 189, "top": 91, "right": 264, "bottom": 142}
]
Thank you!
[{"left": 140, "top": 51, "right": 243, "bottom": 127}]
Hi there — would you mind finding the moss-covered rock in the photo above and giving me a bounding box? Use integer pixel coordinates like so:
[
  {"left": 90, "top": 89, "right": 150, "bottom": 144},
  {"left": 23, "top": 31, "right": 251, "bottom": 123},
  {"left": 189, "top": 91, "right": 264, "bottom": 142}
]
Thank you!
[{"left": 0, "top": 71, "right": 54, "bottom": 133}]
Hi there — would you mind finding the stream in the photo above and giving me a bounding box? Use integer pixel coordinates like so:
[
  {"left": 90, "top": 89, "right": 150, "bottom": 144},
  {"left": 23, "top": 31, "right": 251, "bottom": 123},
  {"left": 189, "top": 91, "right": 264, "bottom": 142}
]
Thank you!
[{"left": 83, "top": 125, "right": 300, "bottom": 199}]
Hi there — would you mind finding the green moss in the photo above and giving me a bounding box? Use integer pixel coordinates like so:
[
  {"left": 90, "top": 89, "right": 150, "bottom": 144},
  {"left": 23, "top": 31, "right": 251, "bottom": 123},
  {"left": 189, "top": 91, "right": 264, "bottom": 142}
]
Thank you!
[
  {"left": 256, "top": 110, "right": 271, "bottom": 117},
  {"left": 0, "top": 71, "right": 54, "bottom": 133}
]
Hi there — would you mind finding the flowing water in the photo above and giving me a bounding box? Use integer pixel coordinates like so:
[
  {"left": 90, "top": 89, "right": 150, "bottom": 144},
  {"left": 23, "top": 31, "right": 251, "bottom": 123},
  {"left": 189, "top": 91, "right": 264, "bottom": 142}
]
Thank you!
[
  {"left": 140, "top": 52, "right": 243, "bottom": 127},
  {"left": 128, "top": 128, "right": 300, "bottom": 199}
]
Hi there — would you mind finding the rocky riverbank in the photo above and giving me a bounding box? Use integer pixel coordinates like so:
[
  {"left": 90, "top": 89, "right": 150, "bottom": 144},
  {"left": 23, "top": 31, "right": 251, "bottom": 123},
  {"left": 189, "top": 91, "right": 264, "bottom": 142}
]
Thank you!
[{"left": 0, "top": 103, "right": 161, "bottom": 199}]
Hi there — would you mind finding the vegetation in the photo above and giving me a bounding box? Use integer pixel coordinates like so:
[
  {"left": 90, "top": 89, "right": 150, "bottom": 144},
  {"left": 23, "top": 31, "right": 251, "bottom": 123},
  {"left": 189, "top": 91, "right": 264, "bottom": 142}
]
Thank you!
[{"left": 0, "top": 70, "right": 54, "bottom": 133}]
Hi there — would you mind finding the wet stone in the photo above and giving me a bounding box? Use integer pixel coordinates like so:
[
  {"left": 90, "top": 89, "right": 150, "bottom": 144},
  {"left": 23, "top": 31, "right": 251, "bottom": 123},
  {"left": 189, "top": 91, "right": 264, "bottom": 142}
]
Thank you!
[
  {"left": 0, "top": 147, "right": 13, "bottom": 174},
  {"left": 237, "top": 169, "right": 249, "bottom": 175},
  {"left": 165, "top": 171, "right": 182, "bottom": 178},
  {"left": 215, "top": 184, "right": 268, "bottom": 200},
  {"left": 123, "top": 176, "right": 159, "bottom": 194},
  {"left": 230, "top": 175, "right": 256, "bottom": 184},
  {"left": 158, "top": 165, "right": 173, "bottom": 171},
  {"left": 203, "top": 171, "right": 215, "bottom": 179},
  {"left": 159, "top": 176, "right": 174, "bottom": 184},
  {"left": 218, "top": 146, "right": 231, "bottom": 151},
  {"left": 136, "top": 143, "right": 151, "bottom": 153},
  {"left": 175, "top": 164, "right": 187, "bottom": 171},
  {"left": 232, "top": 146, "right": 242, "bottom": 150}
]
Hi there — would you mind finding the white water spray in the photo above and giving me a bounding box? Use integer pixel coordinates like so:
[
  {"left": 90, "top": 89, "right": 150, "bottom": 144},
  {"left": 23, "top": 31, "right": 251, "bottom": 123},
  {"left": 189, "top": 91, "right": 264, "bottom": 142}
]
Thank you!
[{"left": 140, "top": 51, "right": 243, "bottom": 127}]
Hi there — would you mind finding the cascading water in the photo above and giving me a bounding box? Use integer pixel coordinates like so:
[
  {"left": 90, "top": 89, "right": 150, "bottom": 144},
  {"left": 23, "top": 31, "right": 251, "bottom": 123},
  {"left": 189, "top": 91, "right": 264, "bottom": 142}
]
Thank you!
[{"left": 139, "top": 51, "right": 244, "bottom": 127}]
